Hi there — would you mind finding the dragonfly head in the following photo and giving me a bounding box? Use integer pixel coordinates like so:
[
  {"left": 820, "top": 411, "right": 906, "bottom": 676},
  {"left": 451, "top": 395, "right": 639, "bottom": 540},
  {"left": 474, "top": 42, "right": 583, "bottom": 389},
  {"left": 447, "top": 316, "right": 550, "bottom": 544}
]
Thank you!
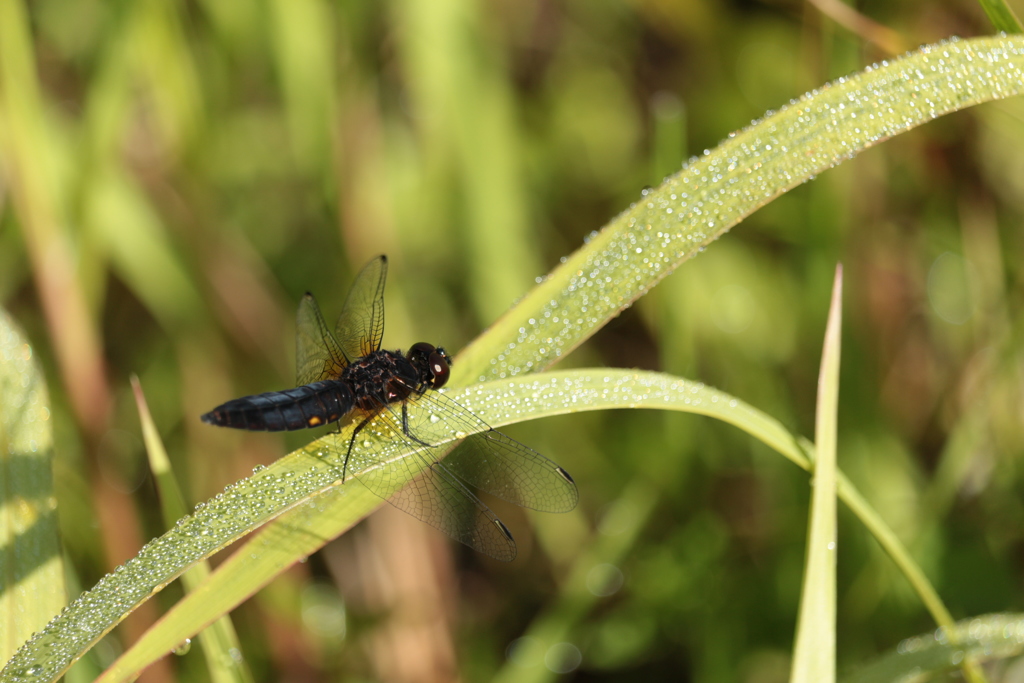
[{"left": 407, "top": 342, "right": 452, "bottom": 389}]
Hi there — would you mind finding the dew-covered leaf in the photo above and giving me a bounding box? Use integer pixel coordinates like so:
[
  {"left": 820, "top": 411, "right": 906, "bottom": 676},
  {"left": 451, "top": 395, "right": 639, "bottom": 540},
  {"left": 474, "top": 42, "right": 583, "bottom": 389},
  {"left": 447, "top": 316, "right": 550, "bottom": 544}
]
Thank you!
[
  {"left": 454, "top": 36, "right": 1024, "bottom": 385},
  {"left": 128, "top": 378, "right": 252, "bottom": 683},
  {"left": 0, "top": 308, "right": 63, "bottom": 664},
  {"left": 842, "top": 613, "right": 1024, "bottom": 683},
  {"left": 100, "top": 369, "right": 933, "bottom": 682}
]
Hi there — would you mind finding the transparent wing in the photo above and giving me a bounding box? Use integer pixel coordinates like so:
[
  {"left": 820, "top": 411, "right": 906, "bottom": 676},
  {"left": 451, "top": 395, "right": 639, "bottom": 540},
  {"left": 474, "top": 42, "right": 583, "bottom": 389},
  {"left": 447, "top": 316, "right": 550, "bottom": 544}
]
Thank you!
[
  {"left": 316, "top": 374, "right": 576, "bottom": 560},
  {"left": 399, "top": 391, "right": 579, "bottom": 513},
  {"left": 335, "top": 255, "right": 387, "bottom": 362},
  {"left": 373, "top": 453, "right": 517, "bottom": 561},
  {"left": 296, "top": 293, "right": 348, "bottom": 385},
  {"left": 324, "top": 425, "right": 517, "bottom": 561}
]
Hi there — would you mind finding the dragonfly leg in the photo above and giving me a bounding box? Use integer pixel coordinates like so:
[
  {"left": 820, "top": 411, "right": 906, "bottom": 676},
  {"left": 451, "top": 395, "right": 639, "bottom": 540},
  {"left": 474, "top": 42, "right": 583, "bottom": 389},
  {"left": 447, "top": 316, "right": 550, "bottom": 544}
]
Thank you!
[
  {"left": 401, "top": 402, "right": 436, "bottom": 449},
  {"left": 343, "top": 412, "right": 378, "bottom": 483}
]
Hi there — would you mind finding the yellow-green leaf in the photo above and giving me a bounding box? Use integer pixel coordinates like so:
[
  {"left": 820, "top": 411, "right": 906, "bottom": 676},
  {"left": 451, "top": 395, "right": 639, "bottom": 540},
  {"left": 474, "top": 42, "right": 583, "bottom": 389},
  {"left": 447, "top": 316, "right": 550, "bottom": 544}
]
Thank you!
[
  {"left": 790, "top": 265, "right": 842, "bottom": 683},
  {"left": 454, "top": 36, "right": 1024, "bottom": 385},
  {"left": 100, "top": 370, "right": 932, "bottom": 682},
  {"left": 0, "top": 308, "right": 63, "bottom": 664}
]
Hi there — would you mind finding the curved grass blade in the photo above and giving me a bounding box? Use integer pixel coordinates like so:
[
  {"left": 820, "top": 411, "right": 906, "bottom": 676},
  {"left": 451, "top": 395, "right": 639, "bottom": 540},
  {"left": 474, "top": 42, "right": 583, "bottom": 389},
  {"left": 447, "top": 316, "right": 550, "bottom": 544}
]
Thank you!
[
  {"left": 0, "top": 309, "right": 63, "bottom": 666},
  {"left": 452, "top": 35, "right": 1024, "bottom": 386},
  {"left": 842, "top": 613, "right": 1024, "bottom": 683},
  {"left": 94, "top": 485, "right": 382, "bottom": 683},
  {"left": 791, "top": 265, "right": 842, "bottom": 683},
  {"left": 130, "top": 377, "right": 253, "bottom": 683},
  {"left": 99, "top": 369, "right": 943, "bottom": 682}
]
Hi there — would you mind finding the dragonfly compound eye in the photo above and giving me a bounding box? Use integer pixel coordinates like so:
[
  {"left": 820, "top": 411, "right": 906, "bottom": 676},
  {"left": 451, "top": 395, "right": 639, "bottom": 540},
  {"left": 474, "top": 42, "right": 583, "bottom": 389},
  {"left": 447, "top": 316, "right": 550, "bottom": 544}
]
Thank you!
[
  {"left": 428, "top": 351, "right": 450, "bottom": 388},
  {"left": 409, "top": 342, "right": 434, "bottom": 357}
]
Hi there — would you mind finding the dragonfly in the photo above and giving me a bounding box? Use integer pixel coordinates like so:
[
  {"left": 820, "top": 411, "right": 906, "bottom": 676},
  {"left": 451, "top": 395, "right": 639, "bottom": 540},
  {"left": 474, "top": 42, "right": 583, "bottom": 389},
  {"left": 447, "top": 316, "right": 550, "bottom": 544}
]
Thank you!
[{"left": 201, "top": 255, "right": 578, "bottom": 560}]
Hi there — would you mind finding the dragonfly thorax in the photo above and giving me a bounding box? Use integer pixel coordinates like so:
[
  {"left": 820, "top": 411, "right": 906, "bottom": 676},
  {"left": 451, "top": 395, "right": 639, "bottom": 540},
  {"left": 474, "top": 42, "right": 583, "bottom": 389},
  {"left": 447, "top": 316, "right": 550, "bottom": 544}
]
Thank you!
[{"left": 340, "top": 350, "right": 422, "bottom": 411}]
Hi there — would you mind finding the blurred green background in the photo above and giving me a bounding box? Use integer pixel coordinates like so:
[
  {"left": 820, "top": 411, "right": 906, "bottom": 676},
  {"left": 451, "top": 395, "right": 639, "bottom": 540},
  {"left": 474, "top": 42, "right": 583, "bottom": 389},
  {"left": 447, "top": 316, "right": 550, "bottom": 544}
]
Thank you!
[{"left": 3, "top": 0, "right": 1024, "bottom": 681}]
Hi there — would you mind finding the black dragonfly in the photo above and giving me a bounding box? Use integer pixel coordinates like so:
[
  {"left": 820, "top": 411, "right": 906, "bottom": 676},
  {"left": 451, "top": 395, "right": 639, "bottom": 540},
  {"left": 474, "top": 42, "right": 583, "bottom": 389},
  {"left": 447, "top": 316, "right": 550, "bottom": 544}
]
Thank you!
[{"left": 202, "top": 255, "right": 578, "bottom": 560}]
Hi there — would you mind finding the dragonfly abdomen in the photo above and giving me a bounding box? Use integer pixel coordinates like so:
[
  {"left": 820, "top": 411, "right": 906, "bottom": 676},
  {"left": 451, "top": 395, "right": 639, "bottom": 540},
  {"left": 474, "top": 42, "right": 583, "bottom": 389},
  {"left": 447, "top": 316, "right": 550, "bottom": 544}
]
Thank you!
[{"left": 201, "top": 380, "right": 354, "bottom": 431}]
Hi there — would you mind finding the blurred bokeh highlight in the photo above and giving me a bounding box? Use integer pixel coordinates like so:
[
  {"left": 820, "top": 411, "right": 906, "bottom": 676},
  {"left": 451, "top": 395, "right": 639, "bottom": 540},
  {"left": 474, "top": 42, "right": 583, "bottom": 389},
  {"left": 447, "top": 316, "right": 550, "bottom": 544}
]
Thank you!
[{"left": 2, "top": 0, "right": 1024, "bottom": 681}]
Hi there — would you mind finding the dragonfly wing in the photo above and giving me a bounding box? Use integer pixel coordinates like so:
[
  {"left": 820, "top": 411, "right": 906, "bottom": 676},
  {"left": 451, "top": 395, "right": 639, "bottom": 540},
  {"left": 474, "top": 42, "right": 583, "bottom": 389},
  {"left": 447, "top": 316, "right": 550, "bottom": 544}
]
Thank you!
[
  {"left": 402, "top": 391, "right": 579, "bottom": 513},
  {"left": 335, "top": 255, "right": 387, "bottom": 361},
  {"left": 381, "top": 459, "right": 517, "bottom": 561},
  {"left": 296, "top": 293, "right": 348, "bottom": 385},
  {"left": 435, "top": 427, "right": 578, "bottom": 513},
  {"left": 329, "top": 425, "right": 517, "bottom": 561}
]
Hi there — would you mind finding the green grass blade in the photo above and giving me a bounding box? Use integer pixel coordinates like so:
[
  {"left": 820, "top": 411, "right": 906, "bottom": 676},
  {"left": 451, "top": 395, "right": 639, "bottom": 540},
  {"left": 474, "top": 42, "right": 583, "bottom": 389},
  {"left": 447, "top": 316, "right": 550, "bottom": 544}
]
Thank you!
[
  {"left": 842, "top": 613, "right": 1024, "bottom": 683},
  {"left": 96, "top": 484, "right": 382, "bottom": 683},
  {"left": 95, "top": 370, "right": 938, "bottom": 683},
  {"left": 58, "top": 371, "right": 791, "bottom": 683},
  {"left": 978, "top": 0, "right": 1023, "bottom": 33},
  {"left": 453, "top": 36, "right": 1024, "bottom": 386},
  {"left": 0, "top": 308, "right": 64, "bottom": 664},
  {"left": 129, "top": 378, "right": 253, "bottom": 683},
  {"left": 790, "top": 265, "right": 842, "bottom": 683}
]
